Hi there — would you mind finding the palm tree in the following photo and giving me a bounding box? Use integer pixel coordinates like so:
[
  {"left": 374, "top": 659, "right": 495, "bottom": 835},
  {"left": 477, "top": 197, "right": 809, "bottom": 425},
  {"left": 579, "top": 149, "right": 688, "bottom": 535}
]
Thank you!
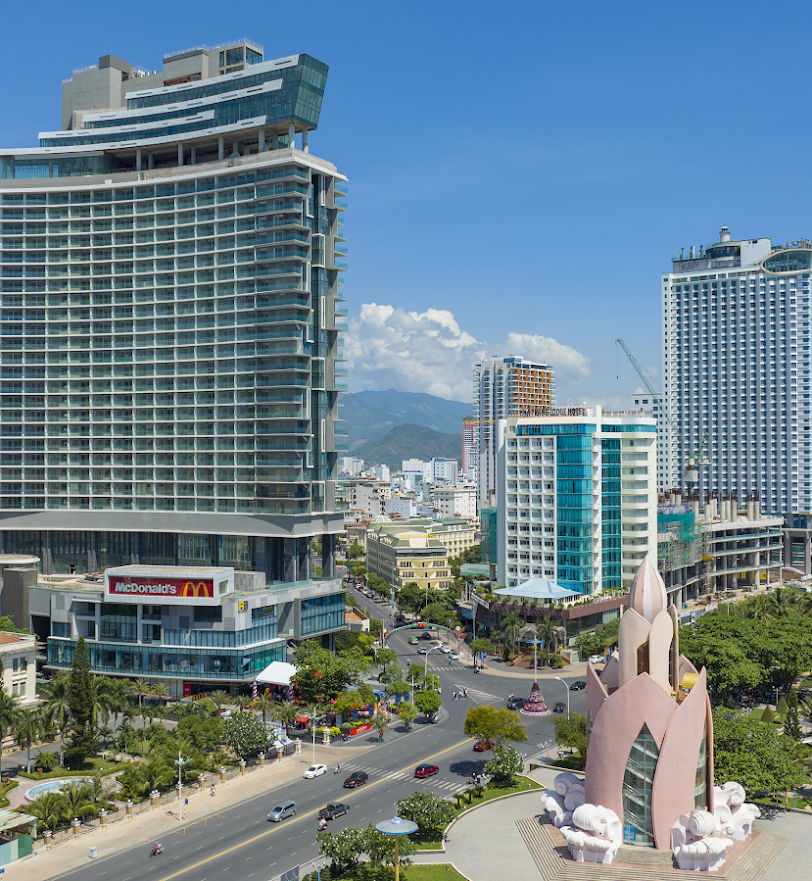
[
  {"left": 274, "top": 700, "right": 298, "bottom": 731},
  {"left": 97, "top": 678, "right": 131, "bottom": 732},
  {"left": 0, "top": 693, "right": 19, "bottom": 779},
  {"left": 128, "top": 679, "right": 153, "bottom": 711},
  {"left": 14, "top": 707, "right": 45, "bottom": 774},
  {"left": 501, "top": 611, "right": 524, "bottom": 655},
  {"left": 41, "top": 673, "right": 72, "bottom": 765},
  {"left": 210, "top": 690, "right": 230, "bottom": 714},
  {"left": 533, "top": 618, "right": 565, "bottom": 665},
  {"left": 767, "top": 588, "right": 799, "bottom": 619},
  {"left": 61, "top": 781, "right": 94, "bottom": 821},
  {"left": 27, "top": 792, "right": 66, "bottom": 831},
  {"left": 235, "top": 695, "right": 252, "bottom": 711},
  {"left": 255, "top": 692, "right": 275, "bottom": 724},
  {"left": 373, "top": 714, "right": 389, "bottom": 742},
  {"left": 150, "top": 683, "right": 170, "bottom": 704}
]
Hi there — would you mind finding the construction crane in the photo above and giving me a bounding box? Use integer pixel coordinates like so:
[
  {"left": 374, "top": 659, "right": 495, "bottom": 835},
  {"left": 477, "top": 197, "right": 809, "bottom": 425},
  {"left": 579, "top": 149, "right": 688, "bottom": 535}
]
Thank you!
[{"left": 615, "top": 338, "right": 710, "bottom": 494}]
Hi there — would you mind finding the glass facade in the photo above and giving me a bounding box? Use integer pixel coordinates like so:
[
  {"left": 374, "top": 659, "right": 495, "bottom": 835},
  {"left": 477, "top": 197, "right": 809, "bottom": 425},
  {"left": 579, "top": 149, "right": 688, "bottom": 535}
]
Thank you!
[
  {"left": 602, "top": 438, "right": 622, "bottom": 589},
  {"left": 695, "top": 723, "right": 708, "bottom": 810},
  {"left": 48, "top": 637, "right": 283, "bottom": 679},
  {"left": 556, "top": 434, "right": 593, "bottom": 593},
  {"left": 622, "top": 723, "right": 659, "bottom": 847},
  {"left": 300, "top": 592, "right": 344, "bottom": 636}
]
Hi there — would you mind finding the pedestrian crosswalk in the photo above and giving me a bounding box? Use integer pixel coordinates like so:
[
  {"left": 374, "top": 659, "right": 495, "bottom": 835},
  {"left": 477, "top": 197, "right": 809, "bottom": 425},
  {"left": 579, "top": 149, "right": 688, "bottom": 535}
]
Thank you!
[
  {"left": 339, "top": 761, "right": 471, "bottom": 794},
  {"left": 450, "top": 685, "right": 501, "bottom": 703}
]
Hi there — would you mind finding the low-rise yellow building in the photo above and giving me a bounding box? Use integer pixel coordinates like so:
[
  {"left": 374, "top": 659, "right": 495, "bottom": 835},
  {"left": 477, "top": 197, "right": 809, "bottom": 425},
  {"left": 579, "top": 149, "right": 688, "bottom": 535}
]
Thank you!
[
  {"left": 0, "top": 632, "right": 37, "bottom": 705},
  {"left": 366, "top": 526, "right": 451, "bottom": 592}
]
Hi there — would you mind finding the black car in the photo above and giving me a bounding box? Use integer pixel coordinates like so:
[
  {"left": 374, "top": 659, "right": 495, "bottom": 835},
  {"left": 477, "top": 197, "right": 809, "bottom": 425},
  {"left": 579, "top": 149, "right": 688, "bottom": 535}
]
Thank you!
[
  {"left": 553, "top": 702, "right": 566, "bottom": 713},
  {"left": 507, "top": 697, "right": 526, "bottom": 710},
  {"left": 343, "top": 771, "right": 368, "bottom": 788},
  {"left": 569, "top": 680, "right": 587, "bottom": 691},
  {"left": 422, "top": 631, "right": 433, "bottom": 640},
  {"left": 319, "top": 802, "right": 351, "bottom": 820}
]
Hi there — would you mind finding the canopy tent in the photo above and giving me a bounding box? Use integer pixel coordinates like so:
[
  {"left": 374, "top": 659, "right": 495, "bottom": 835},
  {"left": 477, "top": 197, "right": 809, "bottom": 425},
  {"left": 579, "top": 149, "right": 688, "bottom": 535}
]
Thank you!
[
  {"left": 493, "top": 578, "right": 580, "bottom": 604},
  {"left": 255, "top": 660, "right": 297, "bottom": 686}
]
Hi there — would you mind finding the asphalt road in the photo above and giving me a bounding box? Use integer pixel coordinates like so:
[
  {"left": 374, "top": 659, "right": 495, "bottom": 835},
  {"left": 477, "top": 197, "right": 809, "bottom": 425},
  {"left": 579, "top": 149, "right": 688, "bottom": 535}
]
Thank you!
[{"left": 56, "top": 628, "right": 586, "bottom": 881}]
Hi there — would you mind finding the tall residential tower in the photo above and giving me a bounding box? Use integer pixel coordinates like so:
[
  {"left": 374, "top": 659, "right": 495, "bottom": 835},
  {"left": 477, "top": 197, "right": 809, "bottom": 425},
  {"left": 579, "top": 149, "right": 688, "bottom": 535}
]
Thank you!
[
  {"left": 473, "top": 355, "right": 554, "bottom": 508},
  {"left": 0, "top": 41, "right": 348, "bottom": 584},
  {"left": 663, "top": 227, "right": 811, "bottom": 513}
]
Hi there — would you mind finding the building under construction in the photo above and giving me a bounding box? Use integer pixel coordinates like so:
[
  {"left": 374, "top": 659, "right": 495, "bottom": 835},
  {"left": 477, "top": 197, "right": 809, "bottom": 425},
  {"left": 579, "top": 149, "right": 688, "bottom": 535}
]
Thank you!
[{"left": 657, "top": 493, "right": 783, "bottom": 607}]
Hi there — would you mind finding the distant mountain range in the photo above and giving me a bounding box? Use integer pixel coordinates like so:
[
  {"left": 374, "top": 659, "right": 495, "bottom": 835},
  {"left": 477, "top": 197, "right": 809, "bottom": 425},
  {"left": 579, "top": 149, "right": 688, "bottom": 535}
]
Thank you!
[
  {"left": 351, "top": 424, "right": 463, "bottom": 471},
  {"left": 343, "top": 389, "right": 470, "bottom": 452}
]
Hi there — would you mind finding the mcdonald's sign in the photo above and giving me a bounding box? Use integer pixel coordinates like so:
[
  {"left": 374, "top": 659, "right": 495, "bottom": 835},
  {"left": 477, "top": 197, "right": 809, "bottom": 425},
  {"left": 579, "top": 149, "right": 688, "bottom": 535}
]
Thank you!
[{"left": 104, "top": 566, "right": 233, "bottom": 606}]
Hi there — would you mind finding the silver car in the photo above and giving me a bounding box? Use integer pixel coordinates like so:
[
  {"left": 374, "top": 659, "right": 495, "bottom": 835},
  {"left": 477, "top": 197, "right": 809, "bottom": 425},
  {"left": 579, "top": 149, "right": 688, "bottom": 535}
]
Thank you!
[{"left": 267, "top": 800, "right": 296, "bottom": 822}]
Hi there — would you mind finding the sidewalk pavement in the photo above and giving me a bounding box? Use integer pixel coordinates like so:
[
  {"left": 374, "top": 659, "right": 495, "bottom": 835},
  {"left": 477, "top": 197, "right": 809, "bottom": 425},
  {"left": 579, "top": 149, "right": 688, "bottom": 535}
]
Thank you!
[
  {"left": 17, "top": 744, "right": 358, "bottom": 881},
  {"left": 476, "top": 660, "right": 589, "bottom": 680},
  {"left": 411, "top": 766, "right": 559, "bottom": 881}
]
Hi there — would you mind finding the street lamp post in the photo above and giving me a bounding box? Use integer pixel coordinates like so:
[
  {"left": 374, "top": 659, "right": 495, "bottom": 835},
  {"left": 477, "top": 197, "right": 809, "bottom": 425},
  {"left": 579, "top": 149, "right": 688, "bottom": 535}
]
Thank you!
[
  {"left": 424, "top": 644, "right": 442, "bottom": 678},
  {"left": 554, "top": 676, "right": 570, "bottom": 717},
  {"left": 310, "top": 706, "right": 320, "bottom": 765},
  {"left": 376, "top": 816, "right": 418, "bottom": 881},
  {"left": 174, "top": 750, "right": 191, "bottom": 822}
]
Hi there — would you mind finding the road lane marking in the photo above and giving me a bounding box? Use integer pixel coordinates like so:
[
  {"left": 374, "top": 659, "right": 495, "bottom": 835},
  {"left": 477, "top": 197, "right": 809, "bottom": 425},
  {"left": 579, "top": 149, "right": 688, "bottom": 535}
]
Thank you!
[{"left": 155, "top": 736, "right": 473, "bottom": 881}]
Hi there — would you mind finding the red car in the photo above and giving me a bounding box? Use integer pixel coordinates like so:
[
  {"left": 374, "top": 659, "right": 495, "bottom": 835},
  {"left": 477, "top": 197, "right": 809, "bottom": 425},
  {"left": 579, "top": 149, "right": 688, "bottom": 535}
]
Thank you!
[
  {"left": 473, "top": 741, "right": 494, "bottom": 752},
  {"left": 414, "top": 763, "right": 439, "bottom": 778}
]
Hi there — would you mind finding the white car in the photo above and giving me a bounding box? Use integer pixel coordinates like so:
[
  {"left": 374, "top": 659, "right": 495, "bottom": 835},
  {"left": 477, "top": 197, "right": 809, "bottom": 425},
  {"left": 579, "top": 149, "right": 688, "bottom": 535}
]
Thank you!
[
  {"left": 588, "top": 654, "right": 605, "bottom": 665},
  {"left": 303, "top": 764, "right": 327, "bottom": 779},
  {"left": 440, "top": 645, "right": 451, "bottom": 653}
]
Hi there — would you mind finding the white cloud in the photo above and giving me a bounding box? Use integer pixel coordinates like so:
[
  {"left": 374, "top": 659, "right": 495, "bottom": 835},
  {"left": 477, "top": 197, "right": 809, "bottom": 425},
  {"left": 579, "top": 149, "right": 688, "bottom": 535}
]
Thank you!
[{"left": 345, "top": 303, "right": 591, "bottom": 402}]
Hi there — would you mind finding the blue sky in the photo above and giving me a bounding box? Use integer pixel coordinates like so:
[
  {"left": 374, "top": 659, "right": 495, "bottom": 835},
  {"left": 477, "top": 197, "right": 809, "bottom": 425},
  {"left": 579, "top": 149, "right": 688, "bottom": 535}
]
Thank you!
[{"left": 3, "top": 1, "right": 812, "bottom": 404}]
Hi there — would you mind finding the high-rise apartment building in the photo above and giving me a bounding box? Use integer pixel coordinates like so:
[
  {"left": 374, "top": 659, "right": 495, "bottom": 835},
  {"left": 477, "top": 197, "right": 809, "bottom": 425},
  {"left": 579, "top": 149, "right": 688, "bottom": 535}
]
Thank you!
[
  {"left": 497, "top": 408, "right": 657, "bottom": 593},
  {"left": 473, "top": 356, "right": 554, "bottom": 508},
  {"left": 663, "top": 227, "right": 811, "bottom": 513},
  {"left": 0, "top": 41, "right": 349, "bottom": 584},
  {"left": 461, "top": 416, "right": 477, "bottom": 480}
]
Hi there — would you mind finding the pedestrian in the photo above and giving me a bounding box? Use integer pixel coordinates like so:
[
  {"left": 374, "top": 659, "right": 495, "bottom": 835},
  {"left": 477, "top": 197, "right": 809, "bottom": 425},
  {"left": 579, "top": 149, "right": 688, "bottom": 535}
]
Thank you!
[
  {"left": 463, "top": 688, "right": 467, "bottom": 699},
  {"left": 437, "top": 686, "right": 441, "bottom": 694},
  {"left": 509, "top": 692, "right": 513, "bottom": 701},
  {"left": 453, "top": 691, "right": 457, "bottom": 701}
]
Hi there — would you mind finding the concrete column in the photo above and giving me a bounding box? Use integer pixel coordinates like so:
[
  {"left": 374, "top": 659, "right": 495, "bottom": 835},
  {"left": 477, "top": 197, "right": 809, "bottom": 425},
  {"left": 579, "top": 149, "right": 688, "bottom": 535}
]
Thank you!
[
  {"left": 288, "top": 122, "right": 296, "bottom": 149},
  {"left": 149, "top": 790, "right": 159, "bottom": 807},
  {"left": 148, "top": 153, "right": 154, "bottom": 170},
  {"left": 283, "top": 537, "right": 298, "bottom": 583},
  {"left": 197, "top": 774, "right": 205, "bottom": 789},
  {"left": 239, "top": 759, "right": 246, "bottom": 776},
  {"left": 322, "top": 533, "right": 336, "bottom": 580},
  {"left": 258, "top": 129, "right": 266, "bottom": 152},
  {"left": 99, "top": 809, "right": 107, "bottom": 826},
  {"left": 178, "top": 144, "right": 184, "bottom": 166},
  {"left": 298, "top": 537, "right": 310, "bottom": 581},
  {"left": 191, "top": 146, "right": 197, "bottom": 165},
  {"left": 71, "top": 818, "right": 81, "bottom": 836},
  {"left": 126, "top": 800, "right": 133, "bottom": 817},
  {"left": 136, "top": 148, "right": 142, "bottom": 171},
  {"left": 259, "top": 752, "right": 266, "bottom": 766},
  {"left": 218, "top": 136, "right": 225, "bottom": 161},
  {"left": 232, "top": 140, "right": 238, "bottom": 157},
  {"left": 272, "top": 132, "right": 279, "bottom": 150},
  {"left": 302, "top": 130, "right": 309, "bottom": 153},
  {"left": 43, "top": 830, "right": 52, "bottom": 847},
  {"left": 219, "top": 766, "right": 226, "bottom": 782}
]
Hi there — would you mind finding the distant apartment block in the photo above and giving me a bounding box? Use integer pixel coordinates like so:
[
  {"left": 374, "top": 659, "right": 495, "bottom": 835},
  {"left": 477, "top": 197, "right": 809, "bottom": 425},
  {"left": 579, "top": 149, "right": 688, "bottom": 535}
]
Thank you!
[
  {"left": 474, "top": 356, "right": 555, "bottom": 508},
  {"left": 341, "top": 457, "right": 365, "bottom": 476},
  {"left": 497, "top": 408, "right": 657, "bottom": 592},
  {"left": 462, "top": 417, "right": 477, "bottom": 480},
  {"left": 430, "top": 484, "right": 477, "bottom": 520}
]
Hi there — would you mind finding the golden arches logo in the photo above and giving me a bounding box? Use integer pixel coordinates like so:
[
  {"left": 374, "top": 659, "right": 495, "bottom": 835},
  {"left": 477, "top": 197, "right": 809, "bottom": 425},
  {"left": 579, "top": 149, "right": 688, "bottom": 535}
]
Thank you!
[{"left": 180, "top": 581, "right": 212, "bottom": 598}]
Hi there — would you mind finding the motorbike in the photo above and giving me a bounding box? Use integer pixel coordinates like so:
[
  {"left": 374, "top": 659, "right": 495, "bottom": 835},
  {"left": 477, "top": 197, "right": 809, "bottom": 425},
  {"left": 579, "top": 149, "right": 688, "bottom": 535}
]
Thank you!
[
  {"left": 150, "top": 845, "right": 163, "bottom": 857},
  {"left": 473, "top": 667, "right": 480, "bottom": 674},
  {"left": 318, "top": 820, "right": 328, "bottom": 832},
  {"left": 334, "top": 765, "right": 341, "bottom": 774}
]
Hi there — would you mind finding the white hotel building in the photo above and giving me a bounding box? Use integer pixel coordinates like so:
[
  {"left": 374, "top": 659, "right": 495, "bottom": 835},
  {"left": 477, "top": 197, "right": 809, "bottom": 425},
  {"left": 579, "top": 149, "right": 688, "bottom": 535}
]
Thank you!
[{"left": 663, "top": 227, "right": 811, "bottom": 513}]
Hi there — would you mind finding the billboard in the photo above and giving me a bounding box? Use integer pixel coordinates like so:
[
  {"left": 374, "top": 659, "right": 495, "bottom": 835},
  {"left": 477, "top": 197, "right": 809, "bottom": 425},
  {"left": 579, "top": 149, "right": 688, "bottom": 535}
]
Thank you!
[{"left": 105, "top": 573, "right": 226, "bottom": 606}]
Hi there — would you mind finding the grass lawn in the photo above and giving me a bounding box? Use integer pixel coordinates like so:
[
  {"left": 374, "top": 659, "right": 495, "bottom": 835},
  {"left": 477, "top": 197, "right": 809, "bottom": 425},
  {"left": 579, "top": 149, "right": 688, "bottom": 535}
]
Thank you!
[
  {"left": 414, "top": 777, "right": 542, "bottom": 849},
  {"left": 403, "top": 866, "right": 468, "bottom": 881}
]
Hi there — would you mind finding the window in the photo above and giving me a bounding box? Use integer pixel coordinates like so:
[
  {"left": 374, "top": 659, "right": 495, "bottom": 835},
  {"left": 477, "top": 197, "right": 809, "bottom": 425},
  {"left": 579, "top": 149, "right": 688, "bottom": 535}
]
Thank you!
[
  {"left": 194, "top": 606, "right": 223, "bottom": 624},
  {"left": 53, "top": 621, "right": 71, "bottom": 638}
]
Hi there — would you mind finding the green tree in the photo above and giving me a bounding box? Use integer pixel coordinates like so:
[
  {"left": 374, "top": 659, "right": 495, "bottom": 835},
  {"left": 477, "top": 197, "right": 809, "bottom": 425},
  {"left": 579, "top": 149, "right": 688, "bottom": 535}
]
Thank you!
[
  {"left": 678, "top": 615, "right": 767, "bottom": 698},
  {"left": 385, "top": 680, "right": 410, "bottom": 700},
  {"left": 396, "top": 791, "right": 455, "bottom": 836},
  {"left": 41, "top": 672, "right": 72, "bottom": 765},
  {"left": 550, "top": 711, "right": 588, "bottom": 767},
  {"left": 14, "top": 706, "right": 45, "bottom": 773},
  {"left": 414, "top": 690, "right": 441, "bottom": 721},
  {"left": 500, "top": 611, "right": 524, "bottom": 655},
  {"left": 274, "top": 700, "right": 299, "bottom": 729},
  {"left": 375, "top": 648, "right": 399, "bottom": 679},
  {"left": 573, "top": 618, "right": 620, "bottom": 660},
  {"left": 27, "top": 792, "right": 66, "bottom": 831},
  {"left": 484, "top": 745, "right": 525, "bottom": 786},
  {"left": 367, "top": 573, "right": 392, "bottom": 601},
  {"left": 317, "top": 825, "right": 369, "bottom": 875},
  {"left": 397, "top": 702, "right": 419, "bottom": 730},
  {"left": 713, "top": 708, "right": 808, "bottom": 795},
  {"left": 421, "top": 602, "right": 455, "bottom": 626},
  {"left": 463, "top": 706, "right": 527, "bottom": 745},
  {"left": 0, "top": 616, "right": 28, "bottom": 633},
  {"left": 364, "top": 823, "right": 416, "bottom": 870},
  {"left": 255, "top": 691, "right": 275, "bottom": 724},
  {"left": 0, "top": 694, "right": 18, "bottom": 779},
  {"left": 760, "top": 706, "right": 775, "bottom": 725},
  {"left": 295, "top": 641, "right": 369, "bottom": 704},
  {"left": 60, "top": 781, "right": 95, "bottom": 820},
  {"left": 469, "top": 637, "right": 495, "bottom": 666},
  {"left": 222, "top": 710, "right": 270, "bottom": 758},
  {"left": 348, "top": 540, "right": 365, "bottom": 561},
  {"left": 396, "top": 583, "right": 425, "bottom": 615},
  {"left": 373, "top": 713, "right": 389, "bottom": 741},
  {"left": 784, "top": 689, "right": 803, "bottom": 741},
  {"left": 68, "top": 636, "right": 95, "bottom": 730}
]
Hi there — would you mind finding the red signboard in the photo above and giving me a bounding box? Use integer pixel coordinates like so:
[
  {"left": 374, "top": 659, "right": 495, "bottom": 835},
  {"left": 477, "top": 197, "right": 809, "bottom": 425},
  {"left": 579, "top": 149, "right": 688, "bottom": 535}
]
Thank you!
[
  {"left": 106, "top": 575, "right": 216, "bottom": 604},
  {"left": 183, "top": 683, "right": 192, "bottom": 698}
]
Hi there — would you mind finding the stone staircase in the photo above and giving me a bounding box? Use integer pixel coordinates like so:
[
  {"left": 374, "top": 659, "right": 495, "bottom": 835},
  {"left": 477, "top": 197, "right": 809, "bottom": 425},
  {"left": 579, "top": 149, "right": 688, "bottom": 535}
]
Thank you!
[{"left": 515, "top": 817, "right": 788, "bottom": 881}]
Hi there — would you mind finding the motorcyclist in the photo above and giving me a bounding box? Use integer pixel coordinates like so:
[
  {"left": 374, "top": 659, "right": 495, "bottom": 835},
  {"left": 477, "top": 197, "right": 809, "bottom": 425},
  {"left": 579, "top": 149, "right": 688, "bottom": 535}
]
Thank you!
[
  {"left": 334, "top": 763, "right": 340, "bottom": 773},
  {"left": 318, "top": 818, "right": 328, "bottom": 831},
  {"left": 152, "top": 842, "right": 163, "bottom": 855}
]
